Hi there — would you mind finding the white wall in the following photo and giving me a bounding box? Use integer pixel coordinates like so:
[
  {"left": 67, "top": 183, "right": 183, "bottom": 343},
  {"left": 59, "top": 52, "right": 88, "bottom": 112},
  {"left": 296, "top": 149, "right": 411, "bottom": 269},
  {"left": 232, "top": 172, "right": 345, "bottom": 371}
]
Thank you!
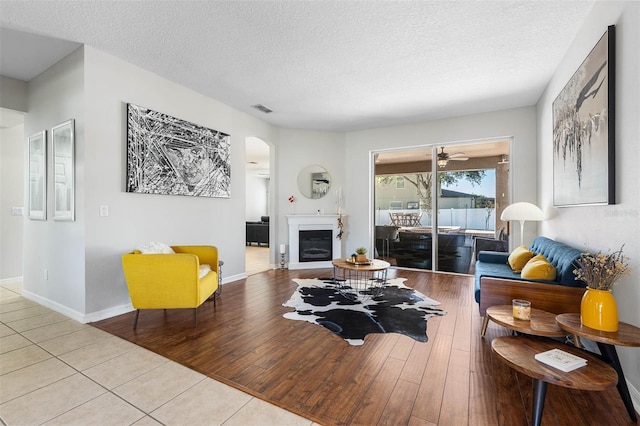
[
  {"left": 23, "top": 47, "right": 86, "bottom": 316},
  {"left": 0, "top": 124, "right": 25, "bottom": 280},
  {"left": 245, "top": 175, "right": 269, "bottom": 221},
  {"left": 81, "top": 46, "right": 278, "bottom": 317},
  {"left": 274, "top": 128, "right": 346, "bottom": 258},
  {"left": 0, "top": 76, "right": 28, "bottom": 112},
  {"left": 21, "top": 46, "right": 279, "bottom": 321},
  {"left": 536, "top": 0, "right": 640, "bottom": 405},
  {"left": 344, "top": 107, "right": 537, "bottom": 254}
]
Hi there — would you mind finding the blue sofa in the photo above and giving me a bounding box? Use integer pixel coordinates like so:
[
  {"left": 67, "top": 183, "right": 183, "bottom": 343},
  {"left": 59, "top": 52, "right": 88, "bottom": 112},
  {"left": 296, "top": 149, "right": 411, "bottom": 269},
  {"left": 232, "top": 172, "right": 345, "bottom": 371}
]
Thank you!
[{"left": 475, "top": 236, "right": 587, "bottom": 316}]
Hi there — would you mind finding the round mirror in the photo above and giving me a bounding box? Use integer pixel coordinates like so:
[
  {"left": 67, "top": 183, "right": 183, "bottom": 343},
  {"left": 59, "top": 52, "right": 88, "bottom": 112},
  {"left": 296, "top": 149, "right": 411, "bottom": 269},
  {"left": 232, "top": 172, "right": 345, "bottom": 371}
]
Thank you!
[{"left": 297, "top": 165, "right": 331, "bottom": 199}]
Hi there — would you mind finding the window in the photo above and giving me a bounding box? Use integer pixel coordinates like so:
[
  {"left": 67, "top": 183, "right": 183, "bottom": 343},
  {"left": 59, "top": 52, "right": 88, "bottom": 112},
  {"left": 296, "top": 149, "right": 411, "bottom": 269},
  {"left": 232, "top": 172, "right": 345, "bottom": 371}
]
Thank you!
[{"left": 373, "top": 139, "right": 511, "bottom": 274}]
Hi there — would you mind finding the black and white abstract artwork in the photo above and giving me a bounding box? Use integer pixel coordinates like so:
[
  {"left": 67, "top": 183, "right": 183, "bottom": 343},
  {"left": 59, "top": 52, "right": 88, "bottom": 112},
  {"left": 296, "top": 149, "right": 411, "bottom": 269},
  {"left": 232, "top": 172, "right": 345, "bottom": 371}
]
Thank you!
[
  {"left": 126, "top": 104, "right": 231, "bottom": 198},
  {"left": 552, "top": 26, "right": 615, "bottom": 207}
]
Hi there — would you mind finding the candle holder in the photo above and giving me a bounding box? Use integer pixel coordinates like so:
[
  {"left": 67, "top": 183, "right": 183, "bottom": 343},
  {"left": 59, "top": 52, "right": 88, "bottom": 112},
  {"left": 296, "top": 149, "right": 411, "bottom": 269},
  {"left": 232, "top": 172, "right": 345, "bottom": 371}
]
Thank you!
[
  {"left": 512, "top": 299, "right": 531, "bottom": 320},
  {"left": 279, "top": 244, "right": 287, "bottom": 269}
]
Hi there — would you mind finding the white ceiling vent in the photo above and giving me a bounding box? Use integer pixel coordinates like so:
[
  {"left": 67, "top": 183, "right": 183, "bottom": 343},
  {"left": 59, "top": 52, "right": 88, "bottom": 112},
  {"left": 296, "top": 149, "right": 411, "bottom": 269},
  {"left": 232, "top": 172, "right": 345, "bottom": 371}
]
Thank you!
[{"left": 251, "top": 104, "right": 273, "bottom": 114}]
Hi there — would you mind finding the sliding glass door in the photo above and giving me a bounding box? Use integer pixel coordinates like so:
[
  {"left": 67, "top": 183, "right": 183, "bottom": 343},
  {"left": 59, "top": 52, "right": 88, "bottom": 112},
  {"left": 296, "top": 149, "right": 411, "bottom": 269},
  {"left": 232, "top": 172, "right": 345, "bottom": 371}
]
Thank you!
[{"left": 373, "top": 140, "right": 510, "bottom": 273}]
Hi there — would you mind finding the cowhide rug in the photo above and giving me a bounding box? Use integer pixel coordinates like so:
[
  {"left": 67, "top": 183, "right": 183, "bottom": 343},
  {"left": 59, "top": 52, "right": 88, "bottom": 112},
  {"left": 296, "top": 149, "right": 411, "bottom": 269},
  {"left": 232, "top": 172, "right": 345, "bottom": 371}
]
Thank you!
[{"left": 283, "top": 277, "right": 446, "bottom": 346}]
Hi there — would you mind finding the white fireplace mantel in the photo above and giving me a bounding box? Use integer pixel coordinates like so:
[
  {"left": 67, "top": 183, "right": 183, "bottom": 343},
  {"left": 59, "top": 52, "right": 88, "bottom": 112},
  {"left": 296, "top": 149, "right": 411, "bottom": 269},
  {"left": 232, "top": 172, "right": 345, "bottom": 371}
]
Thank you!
[{"left": 286, "top": 215, "right": 343, "bottom": 270}]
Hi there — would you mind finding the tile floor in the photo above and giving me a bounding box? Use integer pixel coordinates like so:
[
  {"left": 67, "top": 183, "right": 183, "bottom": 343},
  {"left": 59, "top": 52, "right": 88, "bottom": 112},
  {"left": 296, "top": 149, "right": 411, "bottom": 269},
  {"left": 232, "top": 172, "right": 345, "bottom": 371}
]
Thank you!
[
  {"left": 0, "top": 281, "right": 313, "bottom": 425},
  {"left": 245, "top": 246, "right": 270, "bottom": 277}
]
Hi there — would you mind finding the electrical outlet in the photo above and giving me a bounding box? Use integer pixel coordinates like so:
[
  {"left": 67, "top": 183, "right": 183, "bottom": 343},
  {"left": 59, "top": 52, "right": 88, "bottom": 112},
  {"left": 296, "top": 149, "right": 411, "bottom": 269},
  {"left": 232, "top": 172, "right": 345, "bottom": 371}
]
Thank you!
[
  {"left": 99, "top": 205, "right": 109, "bottom": 217},
  {"left": 44, "top": 269, "right": 48, "bottom": 280},
  {"left": 11, "top": 207, "right": 24, "bottom": 216}
]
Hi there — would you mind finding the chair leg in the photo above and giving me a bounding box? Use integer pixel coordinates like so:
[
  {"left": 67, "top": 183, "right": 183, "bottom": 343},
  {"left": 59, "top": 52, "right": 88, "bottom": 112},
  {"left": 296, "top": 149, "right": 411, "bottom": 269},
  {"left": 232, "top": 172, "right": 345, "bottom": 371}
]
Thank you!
[
  {"left": 193, "top": 308, "right": 198, "bottom": 328},
  {"left": 133, "top": 309, "right": 140, "bottom": 329}
]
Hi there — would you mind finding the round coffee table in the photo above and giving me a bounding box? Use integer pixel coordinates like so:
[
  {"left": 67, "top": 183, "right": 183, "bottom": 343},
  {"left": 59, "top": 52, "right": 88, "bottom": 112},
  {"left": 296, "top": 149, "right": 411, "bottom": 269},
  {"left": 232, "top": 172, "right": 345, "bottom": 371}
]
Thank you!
[
  {"left": 481, "top": 305, "right": 568, "bottom": 338},
  {"left": 332, "top": 258, "right": 390, "bottom": 300},
  {"left": 492, "top": 335, "right": 617, "bottom": 426}
]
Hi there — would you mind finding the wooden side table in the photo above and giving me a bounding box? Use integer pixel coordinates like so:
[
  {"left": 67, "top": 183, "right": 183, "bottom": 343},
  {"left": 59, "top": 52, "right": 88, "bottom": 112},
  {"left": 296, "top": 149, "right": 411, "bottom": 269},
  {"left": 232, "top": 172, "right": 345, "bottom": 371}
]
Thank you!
[
  {"left": 556, "top": 313, "right": 640, "bottom": 422},
  {"left": 492, "top": 335, "right": 617, "bottom": 426},
  {"left": 481, "top": 305, "right": 568, "bottom": 338}
]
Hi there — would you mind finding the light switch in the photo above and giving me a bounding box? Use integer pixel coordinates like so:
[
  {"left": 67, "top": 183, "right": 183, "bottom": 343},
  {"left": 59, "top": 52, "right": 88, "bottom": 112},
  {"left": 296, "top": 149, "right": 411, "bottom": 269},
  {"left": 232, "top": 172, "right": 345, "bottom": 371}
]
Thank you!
[
  {"left": 99, "top": 205, "right": 109, "bottom": 217},
  {"left": 11, "top": 207, "right": 24, "bottom": 216}
]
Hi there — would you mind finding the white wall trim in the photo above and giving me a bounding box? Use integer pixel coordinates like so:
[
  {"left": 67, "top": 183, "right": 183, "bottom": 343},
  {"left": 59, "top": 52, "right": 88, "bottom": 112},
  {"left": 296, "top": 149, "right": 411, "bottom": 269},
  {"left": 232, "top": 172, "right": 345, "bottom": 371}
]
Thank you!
[
  {"left": 21, "top": 290, "right": 88, "bottom": 323},
  {"left": 84, "top": 304, "right": 135, "bottom": 323},
  {"left": 0, "top": 276, "right": 23, "bottom": 285},
  {"left": 21, "top": 289, "right": 134, "bottom": 323},
  {"left": 223, "top": 272, "right": 247, "bottom": 284},
  {"left": 629, "top": 379, "right": 640, "bottom": 416}
]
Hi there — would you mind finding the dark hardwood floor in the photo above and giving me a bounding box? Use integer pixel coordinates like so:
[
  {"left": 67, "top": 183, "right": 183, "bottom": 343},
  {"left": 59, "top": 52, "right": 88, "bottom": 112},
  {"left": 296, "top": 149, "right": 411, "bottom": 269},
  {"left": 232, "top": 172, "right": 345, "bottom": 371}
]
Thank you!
[{"left": 92, "top": 268, "right": 635, "bottom": 425}]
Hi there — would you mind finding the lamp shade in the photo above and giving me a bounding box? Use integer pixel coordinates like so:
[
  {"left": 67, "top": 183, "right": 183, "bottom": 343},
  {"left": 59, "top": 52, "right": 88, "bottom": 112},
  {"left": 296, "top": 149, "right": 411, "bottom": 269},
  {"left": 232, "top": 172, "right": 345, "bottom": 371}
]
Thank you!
[{"left": 500, "top": 202, "right": 545, "bottom": 221}]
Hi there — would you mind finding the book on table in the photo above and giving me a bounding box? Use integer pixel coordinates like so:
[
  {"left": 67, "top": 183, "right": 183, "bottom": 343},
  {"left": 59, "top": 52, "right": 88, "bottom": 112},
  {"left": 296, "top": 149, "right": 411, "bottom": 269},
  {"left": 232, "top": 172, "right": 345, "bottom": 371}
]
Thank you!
[{"left": 534, "top": 348, "right": 587, "bottom": 372}]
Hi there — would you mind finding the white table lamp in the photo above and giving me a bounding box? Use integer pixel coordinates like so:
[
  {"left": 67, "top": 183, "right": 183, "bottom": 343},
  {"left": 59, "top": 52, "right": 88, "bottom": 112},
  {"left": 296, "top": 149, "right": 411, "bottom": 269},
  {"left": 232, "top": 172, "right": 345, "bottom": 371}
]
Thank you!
[{"left": 500, "top": 202, "right": 545, "bottom": 246}]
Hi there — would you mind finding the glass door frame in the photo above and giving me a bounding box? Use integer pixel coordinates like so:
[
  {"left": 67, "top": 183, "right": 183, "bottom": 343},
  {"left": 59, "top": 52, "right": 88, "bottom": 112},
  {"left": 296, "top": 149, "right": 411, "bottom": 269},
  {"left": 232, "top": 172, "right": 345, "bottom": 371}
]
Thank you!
[{"left": 371, "top": 138, "right": 512, "bottom": 272}]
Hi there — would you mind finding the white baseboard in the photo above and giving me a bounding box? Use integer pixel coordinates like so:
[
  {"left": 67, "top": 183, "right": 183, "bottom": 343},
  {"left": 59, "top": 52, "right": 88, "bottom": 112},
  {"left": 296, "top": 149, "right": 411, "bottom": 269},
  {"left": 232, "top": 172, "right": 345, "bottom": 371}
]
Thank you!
[
  {"left": 21, "top": 290, "right": 87, "bottom": 323},
  {"left": 628, "top": 379, "right": 640, "bottom": 416},
  {"left": 223, "top": 272, "right": 246, "bottom": 284},
  {"left": 21, "top": 289, "right": 134, "bottom": 324},
  {"left": 0, "top": 276, "right": 23, "bottom": 285},
  {"left": 269, "top": 263, "right": 288, "bottom": 270},
  {"left": 84, "top": 303, "right": 135, "bottom": 323}
]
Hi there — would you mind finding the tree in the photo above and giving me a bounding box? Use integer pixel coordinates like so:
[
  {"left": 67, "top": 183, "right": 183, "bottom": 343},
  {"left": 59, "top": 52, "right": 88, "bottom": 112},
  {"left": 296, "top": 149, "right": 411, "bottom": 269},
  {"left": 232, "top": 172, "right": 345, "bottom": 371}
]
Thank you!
[
  {"left": 377, "top": 170, "right": 486, "bottom": 215},
  {"left": 484, "top": 199, "right": 494, "bottom": 229}
]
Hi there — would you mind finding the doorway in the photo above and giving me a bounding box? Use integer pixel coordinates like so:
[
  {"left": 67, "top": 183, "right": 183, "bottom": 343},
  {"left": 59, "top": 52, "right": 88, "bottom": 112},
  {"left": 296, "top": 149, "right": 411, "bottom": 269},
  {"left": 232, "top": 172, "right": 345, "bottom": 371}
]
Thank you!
[
  {"left": 245, "top": 137, "right": 271, "bottom": 275},
  {"left": 0, "top": 107, "right": 26, "bottom": 281},
  {"left": 373, "top": 139, "right": 510, "bottom": 273}
]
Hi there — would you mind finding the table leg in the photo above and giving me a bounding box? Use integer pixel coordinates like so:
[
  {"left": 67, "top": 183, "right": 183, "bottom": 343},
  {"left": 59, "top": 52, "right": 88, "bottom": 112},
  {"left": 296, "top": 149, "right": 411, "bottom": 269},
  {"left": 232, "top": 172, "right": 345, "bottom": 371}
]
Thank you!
[
  {"left": 597, "top": 342, "right": 638, "bottom": 422},
  {"left": 481, "top": 315, "right": 489, "bottom": 337},
  {"left": 371, "top": 268, "right": 387, "bottom": 298},
  {"left": 573, "top": 334, "right": 581, "bottom": 348},
  {"left": 532, "top": 379, "right": 547, "bottom": 426}
]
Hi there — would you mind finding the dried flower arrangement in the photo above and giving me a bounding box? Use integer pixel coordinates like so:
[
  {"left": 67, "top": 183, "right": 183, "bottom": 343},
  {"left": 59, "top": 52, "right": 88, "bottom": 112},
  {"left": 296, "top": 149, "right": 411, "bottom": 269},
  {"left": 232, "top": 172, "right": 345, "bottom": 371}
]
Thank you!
[{"left": 573, "top": 245, "right": 631, "bottom": 290}]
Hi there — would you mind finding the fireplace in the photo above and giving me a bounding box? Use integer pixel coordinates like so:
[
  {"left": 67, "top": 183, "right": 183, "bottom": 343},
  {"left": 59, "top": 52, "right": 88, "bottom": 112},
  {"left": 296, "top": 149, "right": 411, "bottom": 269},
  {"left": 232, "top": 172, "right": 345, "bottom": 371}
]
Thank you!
[
  {"left": 299, "top": 230, "right": 332, "bottom": 262},
  {"left": 286, "top": 215, "right": 344, "bottom": 270}
]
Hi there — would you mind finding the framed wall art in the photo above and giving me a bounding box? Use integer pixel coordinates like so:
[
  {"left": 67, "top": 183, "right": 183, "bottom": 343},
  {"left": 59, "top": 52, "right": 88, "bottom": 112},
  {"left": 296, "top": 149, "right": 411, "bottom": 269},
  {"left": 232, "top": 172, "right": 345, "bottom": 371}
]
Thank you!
[
  {"left": 52, "top": 119, "right": 75, "bottom": 221},
  {"left": 126, "top": 103, "right": 231, "bottom": 198},
  {"left": 553, "top": 25, "right": 615, "bottom": 207},
  {"left": 28, "top": 130, "right": 47, "bottom": 220}
]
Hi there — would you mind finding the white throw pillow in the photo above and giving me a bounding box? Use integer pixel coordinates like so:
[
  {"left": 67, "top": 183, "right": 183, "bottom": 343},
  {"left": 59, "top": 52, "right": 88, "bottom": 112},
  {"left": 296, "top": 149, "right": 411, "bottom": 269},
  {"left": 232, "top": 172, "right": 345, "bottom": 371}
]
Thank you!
[
  {"left": 199, "top": 264, "right": 212, "bottom": 279},
  {"left": 137, "top": 242, "right": 175, "bottom": 254}
]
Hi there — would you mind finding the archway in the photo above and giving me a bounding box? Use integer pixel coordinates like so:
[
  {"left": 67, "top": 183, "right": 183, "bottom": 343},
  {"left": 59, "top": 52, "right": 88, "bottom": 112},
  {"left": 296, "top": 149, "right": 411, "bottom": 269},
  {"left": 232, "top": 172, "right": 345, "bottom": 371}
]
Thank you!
[{"left": 245, "top": 137, "right": 271, "bottom": 275}]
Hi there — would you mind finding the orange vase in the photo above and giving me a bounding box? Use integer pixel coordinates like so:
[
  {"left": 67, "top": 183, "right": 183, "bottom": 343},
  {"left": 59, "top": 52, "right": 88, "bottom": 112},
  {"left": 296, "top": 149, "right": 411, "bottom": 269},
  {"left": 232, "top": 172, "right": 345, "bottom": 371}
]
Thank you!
[{"left": 580, "top": 288, "right": 619, "bottom": 332}]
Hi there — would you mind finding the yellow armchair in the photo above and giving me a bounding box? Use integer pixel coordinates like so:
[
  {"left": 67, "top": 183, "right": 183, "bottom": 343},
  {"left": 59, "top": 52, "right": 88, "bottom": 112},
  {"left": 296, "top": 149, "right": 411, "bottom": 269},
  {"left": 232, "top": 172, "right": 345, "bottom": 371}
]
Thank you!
[{"left": 122, "top": 245, "right": 219, "bottom": 328}]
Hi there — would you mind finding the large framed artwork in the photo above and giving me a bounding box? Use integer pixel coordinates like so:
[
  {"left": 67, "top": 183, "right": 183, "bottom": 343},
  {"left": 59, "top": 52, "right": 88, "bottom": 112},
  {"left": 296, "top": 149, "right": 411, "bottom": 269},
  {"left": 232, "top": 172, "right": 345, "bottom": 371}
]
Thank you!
[
  {"left": 553, "top": 25, "right": 615, "bottom": 207},
  {"left": 28, "top": 130, "right": 47, "bottom": 220},
  {"left": 52, "top": 119, "right": 75, "bottom": 221},
  {"left": 126, "top": 104, "right": 231, "bottom": 198}
]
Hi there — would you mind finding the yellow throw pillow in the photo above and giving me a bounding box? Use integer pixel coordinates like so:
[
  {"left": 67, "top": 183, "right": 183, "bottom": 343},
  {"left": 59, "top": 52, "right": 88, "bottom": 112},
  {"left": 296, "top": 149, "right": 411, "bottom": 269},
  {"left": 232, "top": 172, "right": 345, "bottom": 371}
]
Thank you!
[
  {"left": 521, "top": 254, "right": 557, "bottom": 281},
  {"left": 508, "top": 245, "right": 534, "bottom": 273}
]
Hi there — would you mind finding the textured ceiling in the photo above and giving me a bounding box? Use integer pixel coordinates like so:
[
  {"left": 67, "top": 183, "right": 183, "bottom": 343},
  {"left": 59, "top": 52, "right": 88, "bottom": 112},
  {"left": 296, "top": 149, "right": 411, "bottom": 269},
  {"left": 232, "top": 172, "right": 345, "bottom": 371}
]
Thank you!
[{"left": 0, "top": 0, "right": 594, "bottom": 132}]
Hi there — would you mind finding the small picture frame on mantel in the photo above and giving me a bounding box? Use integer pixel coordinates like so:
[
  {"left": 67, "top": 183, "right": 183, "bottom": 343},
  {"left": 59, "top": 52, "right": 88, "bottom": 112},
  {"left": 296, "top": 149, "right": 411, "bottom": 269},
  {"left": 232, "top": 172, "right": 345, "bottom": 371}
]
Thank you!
[
  {"left": 51, "top": 119, "right": 75, "bottom": 221},
  {"left": 28, "top": 130, "right": 47, "bottom": 220}
]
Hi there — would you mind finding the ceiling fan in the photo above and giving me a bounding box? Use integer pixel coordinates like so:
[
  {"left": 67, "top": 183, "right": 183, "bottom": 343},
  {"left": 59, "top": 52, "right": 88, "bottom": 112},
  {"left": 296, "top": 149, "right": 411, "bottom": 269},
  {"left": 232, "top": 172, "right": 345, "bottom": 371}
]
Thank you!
[{"left": 437, "top": 147, "right": 469, "bottom": 168}]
